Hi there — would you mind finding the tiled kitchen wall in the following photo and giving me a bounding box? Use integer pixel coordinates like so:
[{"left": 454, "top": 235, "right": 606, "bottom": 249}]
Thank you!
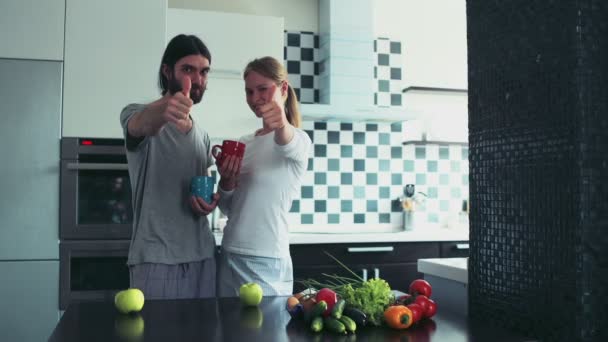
[
  {"left": 281, "top": 32, "right": 469, "bottom": 231},
  {"left": 284, "top": 31, "right": 403, "bottom": 107},
  {"left": 374, "top": 37, "right": 403, "bottom": 107},
  {"left": 284, "top": 31, "right": 319, "bottom": 104},
  {"left": 287, "top": 121, "right": 469, "bottom": 230}
]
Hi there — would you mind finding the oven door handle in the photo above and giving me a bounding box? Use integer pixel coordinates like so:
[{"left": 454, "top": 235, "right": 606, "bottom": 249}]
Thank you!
[{"left": 66, "top": 162, "right": 129, "bottom": 170}]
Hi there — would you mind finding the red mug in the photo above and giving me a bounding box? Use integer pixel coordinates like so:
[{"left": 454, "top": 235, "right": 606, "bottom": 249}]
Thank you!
[{"left": 212, "top": 140, "right": 246, "bottom": 163}]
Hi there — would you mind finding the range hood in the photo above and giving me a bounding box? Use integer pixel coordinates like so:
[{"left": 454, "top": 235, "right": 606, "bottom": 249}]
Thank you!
[{"left": 300, "top": 0, "right": 417, "bottom": 122}]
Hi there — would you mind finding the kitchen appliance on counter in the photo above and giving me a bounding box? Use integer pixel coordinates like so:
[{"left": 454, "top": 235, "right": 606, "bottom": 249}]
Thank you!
[{"left": 397, "top": 184, "right": 427, "bottom": 231}]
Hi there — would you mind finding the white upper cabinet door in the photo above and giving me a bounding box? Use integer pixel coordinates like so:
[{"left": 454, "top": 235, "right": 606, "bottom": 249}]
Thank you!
[
  {"left": 402, "top": 90, "right": 469, "bottom": 143},
  {"left": 167, "top": 9, "right": 284, "bottom": 139},
  {"left": 62, "top": 0, "right": 167, "bottom": 138},
  {"left": 402, "top": 0, "right": 468, "bottom": 90},
  {"left": 167, "top": 9, "right": 284, "bottom": 74},
  {"left": 0, "top": 0, "right": 65, "bottom": 60},
  {"left": 376, "top": 0, "right": 467, "bottom": 90},
  {"left": 195, "top": 76, "right": 261, "bottom": 140}
]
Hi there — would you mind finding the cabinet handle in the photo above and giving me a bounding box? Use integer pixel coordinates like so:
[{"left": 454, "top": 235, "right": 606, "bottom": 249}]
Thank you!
[
  {"left": 361, "top": 268, "right": 368, "bottom": 282},
  {"left": 67, "top": 162, "right": 128, "bottom": 170},
  {"left": 455, "top": 243, "right": 469, "bottom": 250},
  {"left": 347, "top": 246, "right": 394, "bottom": 253},
  {"left": 373, "top": 268, "right": 380, "bottom": 279}
]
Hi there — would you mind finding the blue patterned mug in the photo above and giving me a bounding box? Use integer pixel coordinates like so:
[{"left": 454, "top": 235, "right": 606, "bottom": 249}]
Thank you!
[{"left": 190, "top": 176, "right": 215, "bottom": 203}]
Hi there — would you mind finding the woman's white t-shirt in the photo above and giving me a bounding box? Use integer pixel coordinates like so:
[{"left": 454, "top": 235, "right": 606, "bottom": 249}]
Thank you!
[{"left": 218, "top": 128, "right": 312, "bottom": 258}]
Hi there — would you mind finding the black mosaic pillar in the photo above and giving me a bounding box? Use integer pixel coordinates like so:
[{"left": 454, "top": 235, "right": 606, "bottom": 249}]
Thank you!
[{"left": 467, "top": 1, "right": 607, "bottom": 341}]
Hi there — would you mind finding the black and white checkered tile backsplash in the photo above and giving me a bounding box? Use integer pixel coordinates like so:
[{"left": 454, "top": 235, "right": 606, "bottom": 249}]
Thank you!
[
  {"left": 284, "top": 31, "right": 402, "bottom": 107},
  {"left": 287, "top": 121, "right": 469, "bottom": 229},
  {"left": 284, "top": 31, "right": 319, "bottom": 104},
  {"left": 375, "top": 38, "right": 403, "bottom": 107},
  {"left": 267, "top": 33, "right": 468, "bottom": 229}
]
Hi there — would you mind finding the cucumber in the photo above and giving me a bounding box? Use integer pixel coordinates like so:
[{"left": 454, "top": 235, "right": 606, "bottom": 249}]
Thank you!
[
  {"left": 338, "top": 315, "right": 357, "bottom": 333},
  {"left": 305, "top": 300, "right": 327, "bottom": 322},
  {"left": 330, "top": 299, "right": 346, "bottom": 319},
  {"left": 311, "top": 300, "right": 328, "bottom": 317},
  {"left": 310, "top": 316, "right": 323, "bottom": 333},
  {"left": 323, "top": 317, "right": 346, "bottom": 334},
  {"left": 342, "top": 306, "right": 367, "bottom": 327}
]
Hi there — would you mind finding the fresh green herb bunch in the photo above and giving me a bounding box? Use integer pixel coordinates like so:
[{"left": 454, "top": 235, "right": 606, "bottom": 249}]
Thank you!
[{"left": 297, "top": 252, "right": 394, "bottom": 326}]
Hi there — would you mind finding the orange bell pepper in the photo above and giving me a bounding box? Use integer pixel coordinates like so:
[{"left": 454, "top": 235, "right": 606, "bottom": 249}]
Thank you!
[{"left": 384, "top": 305, "right": 413, "bottom": 329}]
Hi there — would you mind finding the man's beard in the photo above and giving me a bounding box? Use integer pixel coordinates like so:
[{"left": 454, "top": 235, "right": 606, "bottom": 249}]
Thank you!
[{"left": 167, "top": 75, "right": 206, "bottom": 104}]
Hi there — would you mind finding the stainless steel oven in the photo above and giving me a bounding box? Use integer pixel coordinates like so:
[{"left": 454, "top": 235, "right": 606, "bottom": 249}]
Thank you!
[
  {"left": 59, "top": 137, "right": 220, "bottom": 310},
  {"left": 59, "top": 240, "right": 130, "bottom": 309},
  {"left": 60, "top": 138, "right": 133, "bottom": 239},
  {"left": 59, "top": 137, "right": 132, "bottom": 310}
]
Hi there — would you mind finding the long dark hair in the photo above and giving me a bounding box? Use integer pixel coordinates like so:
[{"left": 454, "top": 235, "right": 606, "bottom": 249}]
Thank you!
[
  {"left": 158, "top": 34, "right": 211, "bottom": 95},
  {"left": 243, "top": 56, "right": 301, "bottom": 128}
]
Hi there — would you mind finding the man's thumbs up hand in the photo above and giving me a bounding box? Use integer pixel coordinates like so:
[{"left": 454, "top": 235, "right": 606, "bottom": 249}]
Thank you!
[
  {"left": 182, "top": 76, "right": 191, "bottom": 98},
  {"left": 161, "top": 77, "right": 193, "bottom": 133}
]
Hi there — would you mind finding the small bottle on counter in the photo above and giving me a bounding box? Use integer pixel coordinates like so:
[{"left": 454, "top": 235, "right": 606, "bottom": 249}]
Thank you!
[
  {"left": 458, "top": 199, "right": 469, "bottom": 227},
  {"left": 400, "top": 184, "right": 417, "bottom": 231}
]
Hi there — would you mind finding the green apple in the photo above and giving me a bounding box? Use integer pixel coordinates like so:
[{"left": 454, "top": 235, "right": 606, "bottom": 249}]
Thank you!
[
  {"left": 239, "top": 282, "right": 263, "bottom": 306},
  {"left": 114, "top": 313, "right": 144, "bottom": 340},
  {"left": 114, "top": 288, "right": 145, "bottom": 314},
  {"left": 239, "top": 306, "right": 264, "bottom": 329}
]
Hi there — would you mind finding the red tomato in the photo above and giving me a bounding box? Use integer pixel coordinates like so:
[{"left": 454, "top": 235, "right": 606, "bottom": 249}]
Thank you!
[
  {"left": 406, "top": 303, "right": 424, "bottom": 323},
  {"left": 409, "top": 279, "right": 432, "bottom": 298},
  {"left": 315, "top": 288, "right": 337, "bottom": 316},
  {"left": 414, "top": 295, "right": 431, "bottom": 318},
  {"left": 425, "top": 298, "right": 437, "bottom": 318}
]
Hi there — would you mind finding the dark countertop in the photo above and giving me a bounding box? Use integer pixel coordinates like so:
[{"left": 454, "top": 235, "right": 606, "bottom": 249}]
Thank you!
[
  {"left": 49, "top": 296, "right": 531, "bottom": 341},
  {"left": 213, "top": 228, "right": 469, "bottom": 246}
]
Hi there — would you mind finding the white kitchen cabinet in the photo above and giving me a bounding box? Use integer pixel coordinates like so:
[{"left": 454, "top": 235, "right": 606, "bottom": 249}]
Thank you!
[
  {"left": 401, "top": 1, "right": 468, "bottom": 141},
  {"left": 167, "top": 9, "right": 284, "bottom": 139},
  {"left": 400, "top": 0, "right": 468, "bottom": 90},
  {"left": 375, "top": 0, "right": 467, "bottom": 90},
  {"left": 0, "top": 59, "right": 62, "bottom": 260},
  {"left": 0, "top": 57, "right": 62, "bottom": 342},
  {"left": 0, "top": 261, "right": 60, "bottom": 342},
  {"left": 167, "top": 9, "right": 284, "bottom": 75},
  {"left": 0, "top": 0, "right": 65, "bottom": 60},
  {"left": 194, "top": 76, "right": 261, "bottom": 140},
  {"left": 401, "top": 88, "right": 468, "bottom": 143},
  {"left": 62, "top": 0, "right": 167, "bottom": 138}
]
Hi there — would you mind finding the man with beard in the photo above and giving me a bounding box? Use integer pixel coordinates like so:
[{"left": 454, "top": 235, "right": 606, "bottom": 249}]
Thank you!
[{"left": 119, "top": 34, "right": 220, "bottom": 299}]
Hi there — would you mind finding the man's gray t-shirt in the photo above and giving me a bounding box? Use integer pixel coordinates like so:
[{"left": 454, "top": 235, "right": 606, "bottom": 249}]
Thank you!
[{"left": 120, "top": 103, "right": 215, "bottom": 265}]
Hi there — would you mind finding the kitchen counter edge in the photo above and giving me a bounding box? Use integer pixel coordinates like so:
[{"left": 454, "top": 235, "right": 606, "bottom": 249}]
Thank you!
[{"left": 213, "top": 229, "right": 468, "bottom": 246}]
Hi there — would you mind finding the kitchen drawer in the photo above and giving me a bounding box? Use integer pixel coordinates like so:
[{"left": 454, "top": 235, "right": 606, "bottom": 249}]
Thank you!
[
  {"left": 290, "top": 242, "right": 440, "bottom": 267},
  {"left": 293, "top": 262, "right": 420, "bottom": 293},
  {"left": 293, "top": 264, "right": 367, "bottom": 293},
  {"left": 440, "top": 241, "right": 469, "bottom": 258},
  {"left": 375, "top": 263, "right": 421, "bottom": 292}
]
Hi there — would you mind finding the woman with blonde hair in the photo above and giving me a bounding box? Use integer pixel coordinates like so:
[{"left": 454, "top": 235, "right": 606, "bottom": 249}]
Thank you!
[{"left": 216, "top": 56, "right": 311, "bottom": 296}]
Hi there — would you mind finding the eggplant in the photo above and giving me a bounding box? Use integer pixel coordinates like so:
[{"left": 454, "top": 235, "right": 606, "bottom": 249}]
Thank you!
[
  {"left": 287, "top": 303, "right": 304, "bottom": 319},
  {"left": 342, "top": 306, "right": 367, "bottom": 327}
]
